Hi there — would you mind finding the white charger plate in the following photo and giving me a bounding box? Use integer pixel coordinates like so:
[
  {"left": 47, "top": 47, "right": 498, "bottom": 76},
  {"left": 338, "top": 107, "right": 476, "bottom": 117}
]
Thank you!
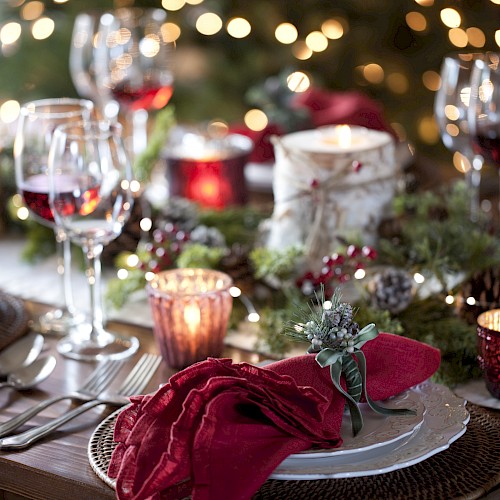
[
  {"left": 289, "top": 388, "right": 425, "bottom": 460},
  {"left": 271, "top": 382, "right": 469, "bottom": 479}
]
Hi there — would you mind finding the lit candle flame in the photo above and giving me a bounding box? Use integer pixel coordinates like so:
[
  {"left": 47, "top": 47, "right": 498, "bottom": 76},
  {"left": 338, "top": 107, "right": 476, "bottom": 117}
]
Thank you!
[
  {"left": 337, "top": 124, "right": 352, "bottom": 148},
  {"left": 184, "top": 303, "right": 201, "bottom": 336}
]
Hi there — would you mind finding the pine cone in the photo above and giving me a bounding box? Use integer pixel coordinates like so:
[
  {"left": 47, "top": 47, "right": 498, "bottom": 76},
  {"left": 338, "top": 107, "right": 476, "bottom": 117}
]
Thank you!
[
  {"left": 458, "top": 267, "right": 500, "bottom": 324},
  {"left": 220, "top": 244, "right": 256, "bottom": 293},
  {"left": 369, "top": 268, "right": 413, "bottom": 314}
]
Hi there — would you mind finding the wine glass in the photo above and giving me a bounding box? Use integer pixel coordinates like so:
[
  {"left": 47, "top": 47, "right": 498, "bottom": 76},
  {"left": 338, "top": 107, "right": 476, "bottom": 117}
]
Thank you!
[
  {"left": 434, "top": 53, "right": 484, "bottom": 220},
  {"left": 95, "top": 7, "right": 175, "bottom": 157},
  {"left": 47, "top": 119, "right": 139, "bottom": 361},
  {"left": 14, "top": 98, "right": 93, "bottom": 334},
  {"left": 69, "top": 11, "right": 119, "bottom": 121},
  {"left": 469, "top": 53, "right": 500, "bottom": 220}
]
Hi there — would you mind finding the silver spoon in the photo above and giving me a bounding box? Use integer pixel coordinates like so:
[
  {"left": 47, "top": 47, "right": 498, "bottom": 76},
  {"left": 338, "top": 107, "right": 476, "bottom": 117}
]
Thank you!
[
  {"left": 0, "top": 356, "right": 56, "bottom": 391},
  {"left": 0, "top": 332, "right": 45, "bottom": 376}
]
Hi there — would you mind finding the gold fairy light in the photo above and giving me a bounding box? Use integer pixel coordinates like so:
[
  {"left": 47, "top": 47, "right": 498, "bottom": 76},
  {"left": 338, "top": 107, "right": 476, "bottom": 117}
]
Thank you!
[
  {"left": 444, "top": 104, "right": 460, "bottom": 121},
  {"left": 31, "top": 17, "right": 55, "bottom": 40},
  {"left": 496, "top": 30, "right": 500, "bottom": 47},
  {"left": 386, "top": 72, "right": 409, "bottom": 94},
  {"left": 406, "top": 12, "right": 427, "bottom": 32},
  {"left": 448, "top": 28, "right": 468, "bottom": 48},
  {"left": 196, "top": 13, "right": 223, "bottom": 36},
  {"left": 453, "top": 151, "right": 471, "bottom": 173},
  {"left": 0, "top": 22, "right": 22, "bottom": 45},
  {"left": 417, "top": 115, "right": 440, "bottom": 144},
  {"left": 466, "top": 27, "right": 485, "bottom": 48},
  {"left": 287, "top": 71, "right": 310, "bottom": 92},
  {"left": 321, "top": 18, "right": 345, "bottom": 39},
  {"left": 415, "top": 0, "right": 433, "bottom": 5},
  {"left": 446, "top": 123, "right": 459, "bottom": 137},
  {"left": 186, "top": 0, "right": 204, "bottom": 4},
  {"left": 292, "top": 41, "right": 312, "bottom": 60},
  {"left": 422, "top": 70, "right": 441, "bottom": 91},
  {"left": 244, "top": 109, "right": 268, "bottom": 131},
  {"left": 162, "top": 0, "right": 186, "bottom": 11},
  {"left": 140, "top": 34, "right": 161, "bottom": 58},
  {"left": 275, "top": 23, "right": 298, "bottom": 44},
  {"left": 21, "top": 1, "right": 44, "bottom": 21},
  {"left": 440, "top": 8, "right": 461, "bottom": 28},
  {"left": 226, "top": 17, "right": 251, "bottom": 39},
  {"left": 363, "top": 63, "right": 384, "bottom": 84},
  {"left": 161, "top": 23, "right": 181, "bottom": 43},
  {"left": 305, "top": 31, "right": 328, "bottom": 52},
  {"left": 0, "top": 100, "right": 20, "bottom": 123}
]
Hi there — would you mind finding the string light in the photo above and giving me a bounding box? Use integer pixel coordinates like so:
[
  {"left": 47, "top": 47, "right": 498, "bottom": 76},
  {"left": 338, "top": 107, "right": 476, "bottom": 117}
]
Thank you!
[
  {"left": 414, "top": 272, "right": 425, "bottom": 284},
  {"left": 286, "top": 71, "right": 310, "bottom": 92},
  {"left": 0, "top": 100, "right": 20, "bottom": 123},
  {"left": 244, "top": 109, "right": 268, "bottom": 131},
  {"left": 275, "top": 23, "right": 298, "bottom": 44},
  {"left": 161, "top": 0, "right": 186, "bottom": 11},
  {"left": 196, "top": 12, "right": 223, "bottom": 36},
  {"left": 305, "top": 31, "right": 328, "bottom": 52},
  {"left": 31, "top": 17, "right": 55, "bottom": 40},
  {"left": 0, "top": 22, "right": 22, "bottom": 45},
  {"left": 440, "top": 8, "right": 461, "bottom": 28},
  {"left": 226, "top": 17, "right": 251, "bottom": 39},
  {"left": 321, "top": 19, "right": 345, "bottom": 39}
]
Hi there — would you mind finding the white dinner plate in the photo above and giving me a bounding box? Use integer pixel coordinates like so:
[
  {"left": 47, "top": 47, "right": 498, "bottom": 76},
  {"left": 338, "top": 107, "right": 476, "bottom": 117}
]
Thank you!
[
  {"left": 289, "top": 387, "right": 425, "bottom": 460},
  {"left": 271, "top": 382, "right": 469, "bottom": 479}
]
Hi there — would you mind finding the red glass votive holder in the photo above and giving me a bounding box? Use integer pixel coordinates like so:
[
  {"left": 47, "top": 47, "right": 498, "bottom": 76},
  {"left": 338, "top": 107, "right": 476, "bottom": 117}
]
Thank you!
[
  {"left": 146, "top": 269, "right": 233, "bottom": 370},
  {"left": 164, "top": 127, "right": 253, "bottom": 209},
  {"left": 477, "top": 309, "right": 500, "bottom": 398}
]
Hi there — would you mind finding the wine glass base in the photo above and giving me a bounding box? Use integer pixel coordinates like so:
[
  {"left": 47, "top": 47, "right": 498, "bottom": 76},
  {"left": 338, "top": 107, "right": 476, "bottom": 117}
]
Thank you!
[
  {"left": 57, "top": 327, "right": 139, "bottom": 361},
  {"left": 37, "top": 308, "right": 86, "bottom": 337}
]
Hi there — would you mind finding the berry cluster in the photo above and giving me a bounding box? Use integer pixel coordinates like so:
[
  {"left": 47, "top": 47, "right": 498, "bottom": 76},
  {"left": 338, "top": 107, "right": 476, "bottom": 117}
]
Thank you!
[
  {"left": 296, "top": 244, "right": 378, "bottom": 296},
  {"left": 139, "top": 223, "right": 190, "bottom": 274}
]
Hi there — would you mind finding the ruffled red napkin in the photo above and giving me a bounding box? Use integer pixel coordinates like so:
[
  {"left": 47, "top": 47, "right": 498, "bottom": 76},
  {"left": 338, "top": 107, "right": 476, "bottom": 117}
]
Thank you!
[{"left": 108, "top": 333, "right": 440, "bottom": 500}]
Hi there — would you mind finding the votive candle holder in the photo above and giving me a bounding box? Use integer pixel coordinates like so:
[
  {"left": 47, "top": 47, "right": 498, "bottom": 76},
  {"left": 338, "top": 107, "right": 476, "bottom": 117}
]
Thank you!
[
  {"left": 146, "top": 268, "right": 233, "bottom": 369},
  {"left": 477, "top": 309, "right": 500, "bottom": 399}
]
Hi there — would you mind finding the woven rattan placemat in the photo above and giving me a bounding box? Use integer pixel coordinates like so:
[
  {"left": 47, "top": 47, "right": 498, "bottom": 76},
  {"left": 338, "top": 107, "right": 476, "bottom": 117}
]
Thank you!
[
  {"left": 0, "top": 291, "right": 29, "bottom": 351},
  {"left": 89, "top": 404, "right": 500, "bottom": 499}
]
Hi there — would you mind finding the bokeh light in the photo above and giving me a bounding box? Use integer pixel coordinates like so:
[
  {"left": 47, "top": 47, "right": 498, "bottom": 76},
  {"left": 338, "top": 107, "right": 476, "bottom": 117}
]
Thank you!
[
  {"left": 287, "top": 71, "right": 310, "bottom": 92},
  {"left": 244, "top": 109, "right": 268, "bottom": 131},
  {"left": 305, "top": 31, "right": 328, "bottom": 52},
  {"left": 275, "top": 22, "right": 298, "bottom": 44},
  {"left": 422, "top": 70, "right": 441, "bottom": 91},
  {"left": 440, "top": 8, "right": 461, "bottom": 28},
  {"left": 453, "top": 151, "right": 471, "bottom": 173},
  {"left": 448, "top": 28, "right": 468, "bottom": 48},
  {"left": 161, "top": 23, "right": 181, "bottom": 43},
  {"left": 227, "top": 17, "right": 251, "bottom": 39},
  {"left": 21, "top": 1, "right": 44, "bottom": 21},
  {"left": 466, "top": 27, "right": 485, "bottom": 47},
  {"left": 0, "top": 100, "right": 20, "bottom": 123},
  {"left": 406, "top": 12, "right": 427, "bottom": 31},
  {"left": 321, "top": 19, "right": 344, "bottom": 39},
  {"left": 31, "top": 17, "right": 55, "bottom": 40},
  {"left": 418, "top": 115, "right": 440, "bottom": 144},
  {"left": 0, "top": 22, "right": 22, "bottom": 45},
  {"left": 292, "top": 41, "right": 312, "bottom": 60},
  {"left": 162, "top": 0, "right": 186, "bottom": 11},
  {"left": 196, "top": 13, "right": 223, "bottom": 36},
  {"left": 415, "top": 0, "right": 434, "bottom": 5},
  {"left": 386, "top": 72, "right": 409, "bottom": 94},
  {"left": 363, "top": 63, "right": 384, "bottom": 84}
]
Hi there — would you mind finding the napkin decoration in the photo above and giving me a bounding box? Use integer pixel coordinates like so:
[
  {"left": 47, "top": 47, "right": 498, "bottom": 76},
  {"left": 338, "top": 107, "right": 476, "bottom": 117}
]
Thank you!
[
  {"left": 108, "top": 291, "right": 440, "bottom": 500},
  {"left": 285, "top": 289, "right": 416, "bottom": 436}
]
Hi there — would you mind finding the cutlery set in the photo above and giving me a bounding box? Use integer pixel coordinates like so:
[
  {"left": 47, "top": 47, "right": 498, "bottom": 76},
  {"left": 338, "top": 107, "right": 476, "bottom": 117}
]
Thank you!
[{"left": 0, "top": 333, "right": 161, "bottom": 450}]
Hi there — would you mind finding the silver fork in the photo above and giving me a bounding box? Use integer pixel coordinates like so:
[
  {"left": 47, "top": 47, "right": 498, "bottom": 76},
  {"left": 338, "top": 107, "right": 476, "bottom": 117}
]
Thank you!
[
  {"left": 0, "top": 359, "right": 123, "bottom": 438},
  {"left": 0, "top": 353, "right": 161, "bottom": 450}
]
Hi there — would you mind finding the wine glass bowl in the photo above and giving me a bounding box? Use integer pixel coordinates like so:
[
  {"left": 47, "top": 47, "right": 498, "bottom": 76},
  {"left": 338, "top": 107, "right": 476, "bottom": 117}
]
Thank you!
[
  {"left": 48, "top": 120, "right": 139, "bottom": 361},
  {"left": 434, "top": 53, "right": 484, "bottom": 218},
  {"left": 96, "top": 8, "right": 174, "bottom": 112},
  {"left": 14, "top": 98, "right": 94, "bottom": 334},
  {"left": 468, "top": 53, "right": 500, "bottom": 167}
]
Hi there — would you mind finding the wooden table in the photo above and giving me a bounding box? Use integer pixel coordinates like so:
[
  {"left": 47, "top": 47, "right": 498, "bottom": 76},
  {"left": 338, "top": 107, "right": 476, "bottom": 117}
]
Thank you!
[{"left": 0, "top": 301, "right": 262, "bottom": 500}]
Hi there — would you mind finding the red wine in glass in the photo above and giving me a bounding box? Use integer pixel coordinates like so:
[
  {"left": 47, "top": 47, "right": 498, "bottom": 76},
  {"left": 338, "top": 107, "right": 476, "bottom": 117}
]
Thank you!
[
  {"left": 20, "top": 173, "right": 100, "bottom": 225},
  {"left": 111, "top": 82, "right": 173, "bottom": 111},
  {"left": 472, "top": 124, "right": 500, "bottom": 166}
]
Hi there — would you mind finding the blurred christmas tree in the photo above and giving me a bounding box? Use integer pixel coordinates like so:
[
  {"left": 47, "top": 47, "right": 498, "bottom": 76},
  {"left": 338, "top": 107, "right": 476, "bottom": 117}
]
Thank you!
[{"left": 0, "top": 0, "right": 499, "bottom": 160}]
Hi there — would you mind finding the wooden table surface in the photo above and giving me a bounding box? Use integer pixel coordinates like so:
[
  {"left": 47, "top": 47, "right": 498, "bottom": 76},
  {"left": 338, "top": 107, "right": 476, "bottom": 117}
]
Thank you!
[{"left": 0, "top": 301, "right": 262, "bottom": 500}]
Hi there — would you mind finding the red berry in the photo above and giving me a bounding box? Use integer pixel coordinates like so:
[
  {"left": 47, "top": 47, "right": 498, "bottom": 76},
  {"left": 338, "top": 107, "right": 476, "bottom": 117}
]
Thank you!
[
  {"left": 352, "top": 160, "right": 363, "bottom": 172},
  {"left": 310, "top": 178, "right": 320, "bottom": 189},
  {"left": 362, "top": 245, "right": 378, "bottom": 260},
  {"left": 331, "top": 253, "right": 345, "bottom": 265},
  {"left": 347, "top": 245, "right": 361, "bottom": 258}
]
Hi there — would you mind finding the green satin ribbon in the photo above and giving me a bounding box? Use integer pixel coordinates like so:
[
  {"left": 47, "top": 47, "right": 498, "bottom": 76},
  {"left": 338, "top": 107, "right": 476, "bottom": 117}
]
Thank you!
[{"left": 315, "top": 323, "right": 417, "bottom": 436}]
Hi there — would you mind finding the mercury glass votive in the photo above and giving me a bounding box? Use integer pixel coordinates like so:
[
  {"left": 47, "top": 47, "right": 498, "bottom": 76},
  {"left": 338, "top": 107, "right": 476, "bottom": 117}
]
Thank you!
[
  {"left": 146, "top": 269, "right": 233, "bottom": 369},
  {"left": 477, "top": 309, "right": 500, "bottom": 398}
]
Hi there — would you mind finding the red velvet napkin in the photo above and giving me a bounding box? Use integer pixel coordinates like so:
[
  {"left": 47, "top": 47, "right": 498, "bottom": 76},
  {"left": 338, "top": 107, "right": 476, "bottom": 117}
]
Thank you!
[{"left": 108, "top": 333, "right": 440, "bottom": 500}]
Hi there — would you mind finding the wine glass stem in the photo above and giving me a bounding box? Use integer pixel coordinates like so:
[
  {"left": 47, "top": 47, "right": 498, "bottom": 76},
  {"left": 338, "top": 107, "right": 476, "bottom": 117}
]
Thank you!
[
  {"left": 54, "top": 228, "right": 76, "bottom": 314},
  {"left": 130, "top": 108, "right": 149, "bottom": 159},
  {"left": 83, "top": 244, "right": 105, "bottom": 337}
]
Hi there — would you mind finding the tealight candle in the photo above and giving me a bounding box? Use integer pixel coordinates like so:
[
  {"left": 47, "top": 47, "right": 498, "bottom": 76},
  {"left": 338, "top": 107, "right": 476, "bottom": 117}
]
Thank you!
[
  {"left": 164, "top": 127, "right": 253, "bottom": 209},
  {"left": 146, "top": 268, "right": 233, "bottom": 369},
  {"left": 477, "top": 309, "right": 500, "bottom": 398}
]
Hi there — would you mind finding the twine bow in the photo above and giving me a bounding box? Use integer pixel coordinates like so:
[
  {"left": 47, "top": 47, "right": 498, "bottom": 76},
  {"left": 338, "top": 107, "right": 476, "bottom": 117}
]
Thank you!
[{"left": 314, "top": 323, "right": 417, "bottom": 436}]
